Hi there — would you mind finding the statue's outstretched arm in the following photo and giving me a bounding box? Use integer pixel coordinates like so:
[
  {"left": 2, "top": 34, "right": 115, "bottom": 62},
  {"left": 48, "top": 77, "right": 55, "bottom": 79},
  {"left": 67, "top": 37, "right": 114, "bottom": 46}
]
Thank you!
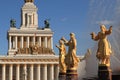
[
  {"left": 61, "top": 37, "right": 69, "bottom": 46},
  {"left": 55, "top": 45, "right": 60, "bottom": 49},
  {"left": 61, "top": 37, "right": 68, "bottom": 42},
  {"left": 105, "top": 26, "right": 112, "bottom": 35},
  {"left": 56, "top": 44, "right": 64, "bottom": 51},
  {"left": 90, "top": 32, "right": 99, "bottom": 41}
]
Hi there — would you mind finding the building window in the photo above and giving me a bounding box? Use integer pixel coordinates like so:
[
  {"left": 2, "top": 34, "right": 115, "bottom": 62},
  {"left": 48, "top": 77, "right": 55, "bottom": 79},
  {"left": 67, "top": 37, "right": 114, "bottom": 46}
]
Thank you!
[
  {"left": 29, "top": 15, "right": 32, "bottom": 25},
  {"left": 25, "top": 14, "right": 27, "bottom": 26}
]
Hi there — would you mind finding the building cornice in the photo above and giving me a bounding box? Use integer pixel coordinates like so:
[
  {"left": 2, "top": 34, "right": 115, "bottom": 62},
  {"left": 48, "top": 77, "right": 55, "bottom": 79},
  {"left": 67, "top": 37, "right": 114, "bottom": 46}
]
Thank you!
[
  {"left": 0, "top": 55, "right": 59, "bottom": 64},
  {"left": 8, "top": 28, "right": 54, "bottom": 36}
]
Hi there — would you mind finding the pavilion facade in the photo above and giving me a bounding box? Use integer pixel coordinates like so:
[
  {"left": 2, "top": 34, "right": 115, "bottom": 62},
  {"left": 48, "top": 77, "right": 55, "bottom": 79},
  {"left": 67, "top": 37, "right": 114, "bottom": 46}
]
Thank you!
[{"left": 0, "top": 0, "right": 59, "bottom": 80}]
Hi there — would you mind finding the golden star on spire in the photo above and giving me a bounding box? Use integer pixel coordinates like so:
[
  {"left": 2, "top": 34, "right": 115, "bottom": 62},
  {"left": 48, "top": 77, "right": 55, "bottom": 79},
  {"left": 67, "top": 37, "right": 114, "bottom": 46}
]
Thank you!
[{"left": 24, "top": 0, "right": 34, "bottom": 3}]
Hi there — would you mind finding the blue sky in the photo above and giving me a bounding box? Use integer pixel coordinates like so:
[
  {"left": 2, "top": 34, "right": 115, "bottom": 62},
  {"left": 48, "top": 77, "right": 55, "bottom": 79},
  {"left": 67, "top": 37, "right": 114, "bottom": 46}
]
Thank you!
[{"left": 0, "top": 0, "right": 119, "bottom": 55}]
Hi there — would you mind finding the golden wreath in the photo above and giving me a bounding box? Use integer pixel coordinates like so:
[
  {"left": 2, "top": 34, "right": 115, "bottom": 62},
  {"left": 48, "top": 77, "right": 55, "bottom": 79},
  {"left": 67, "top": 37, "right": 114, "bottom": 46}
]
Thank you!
[{"left": 32, "top": 45, "right": 38, "bottom": 52}]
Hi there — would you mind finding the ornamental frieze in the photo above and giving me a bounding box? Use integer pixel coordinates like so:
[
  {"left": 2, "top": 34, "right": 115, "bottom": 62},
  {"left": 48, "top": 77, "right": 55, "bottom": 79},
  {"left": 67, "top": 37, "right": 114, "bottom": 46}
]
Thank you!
[{"left": 16, "top": 45, "right": 54, "bottom": 55}]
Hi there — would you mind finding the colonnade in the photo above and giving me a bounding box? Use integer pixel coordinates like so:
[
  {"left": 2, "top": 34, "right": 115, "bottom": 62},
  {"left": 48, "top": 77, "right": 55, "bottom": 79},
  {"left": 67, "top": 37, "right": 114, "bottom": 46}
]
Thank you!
[
  {"left": 1, "top": 64, "right": 59, "bottom": 80},
  {"left": 9, "top": 36, "right": 53, "bottom": 50}
]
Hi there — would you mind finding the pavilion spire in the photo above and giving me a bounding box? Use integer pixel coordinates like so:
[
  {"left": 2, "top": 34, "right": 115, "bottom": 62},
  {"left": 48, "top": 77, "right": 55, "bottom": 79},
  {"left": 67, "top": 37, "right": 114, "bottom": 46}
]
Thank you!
[{"left": 24, "top": 0, "right": 34, "bottom": 3}]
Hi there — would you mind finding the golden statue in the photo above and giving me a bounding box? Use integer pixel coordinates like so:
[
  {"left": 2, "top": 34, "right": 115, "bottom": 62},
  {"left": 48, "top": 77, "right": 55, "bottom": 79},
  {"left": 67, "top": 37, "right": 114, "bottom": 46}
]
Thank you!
[
  {"left": 90, "top": 25, "right": 112, "bottom": 66},
  {"left": 56, "top": 40, "right": 66, "bottom": 73},
  {"left": 61, "top": 33, "right": 79, "bottom": 70}
]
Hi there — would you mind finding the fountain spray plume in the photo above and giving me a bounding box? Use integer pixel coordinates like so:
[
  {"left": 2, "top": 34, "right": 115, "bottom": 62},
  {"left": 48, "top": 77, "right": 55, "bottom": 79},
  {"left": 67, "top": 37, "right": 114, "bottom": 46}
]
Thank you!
[{"left": 85, "top": 0, "right": 120, "bottom": 78}]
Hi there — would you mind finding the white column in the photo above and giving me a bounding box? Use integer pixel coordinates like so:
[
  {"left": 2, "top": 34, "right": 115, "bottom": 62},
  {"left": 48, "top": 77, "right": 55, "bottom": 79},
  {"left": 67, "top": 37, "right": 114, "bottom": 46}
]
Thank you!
[
  {"left": 30, "top": 64, "right": 34, "bottom": 80},
  {"left": 34, "top": 13, "right": 38, "bottom": 26},
  {"left": 33, "top": 36, "right": 35, "bottom": 45},
  {"left": 22, "top": 13, "right": 25, "bottom": 26},
  {"left": 37, "top": 64, "right": 40, "bottom": 80},
  {"left": 27, "top": 36, "right": 30, "bottom": 48},
  {"left": 9, "top": 36, "right": 12, "bottom": 50},
  {"left": 39, "top": 37, "right": 41, "bottom": 47},
  {"left": 23, "top": 64, "right": 27, "bottom": 80},
  {"left": 13, "top": 37, "right": 15, "bottom": 49},
  {"left": 16, "top": 64, "right": 20, "bottom": 80},
  {"left": 9, "top": 64, "right": 13, "bottom": 80},
  {"left": 55, "top": 64, "right": 59, "bottom": 80},
  {"left": 2, "top": 64, "right": 6, "bottom": 80},
  {"left": 21, "top": 36, "right": 23, "bottom": 48},
  {"left": 43, "top": 64, "right": 47, "bottom": 80},
  {"left": 32, "top": 14, "right": 34, "bottom": 25},
  {"left": 50, "top": 64, "right": 54, "bottom": 80},
  {"left": 51, "top": 37, "right": 53, "bottom": 49},
  {"left": 45, "top": 37, "right": 47, "bottom": 48},
  {"left": 15, "top": 36, "right": 18, "bottom": 49}
]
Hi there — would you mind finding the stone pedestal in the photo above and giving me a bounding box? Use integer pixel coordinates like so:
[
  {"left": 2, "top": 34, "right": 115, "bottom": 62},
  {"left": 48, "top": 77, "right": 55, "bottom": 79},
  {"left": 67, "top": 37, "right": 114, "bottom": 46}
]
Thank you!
[
  {"left": 66, "top": 69, "right": 78, "bottom": 80},
  {"left": 59, "top": 72, "right": 66, "bottom": 80},
  {"left": 112, "top": 75, "right": 120, "bottom": 80},
  {"left": 98, "top": 65, "right": 112, "bottom": 80}
]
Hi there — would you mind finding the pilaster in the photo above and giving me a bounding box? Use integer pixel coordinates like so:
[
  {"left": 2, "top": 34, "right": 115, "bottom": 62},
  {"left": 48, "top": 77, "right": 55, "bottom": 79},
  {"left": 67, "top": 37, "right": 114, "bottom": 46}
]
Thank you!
[
  {"left": 9, "top": 64, "right": 13, "bottom": 80},
  {"left": 2, "top": 64, "right": 6, "bottom": 80},
  {"left": 43, "top": 64, "right": 47, "bottom": 80},
  {"left": 9, "top": 36, "right": 12, "bottom": 50},
  {"left": 39, "top": 37, "right": 41, "bottom": 47},
  {"left": 23, "top": 64, "right": 27, "bottom": 80},
  {"left": 50, "top": 64, "right": 54, "bottom": 80},
  {"left": 15, "top": 36, "right": 18, "bottom": 49},
  {"left": 16, "top": 64, "right": 20, "bottom": 80},
  {"left": 27, "top": 36, "right": 30, "bottom": 48},
  {"left": 51, "top": 37, "right": 53, "bottom": 49},
  {"left": 21, "top": 36, "right": 23, "bottom": 48},
  {"left": 45, "top": 37, "right": 47, "bottom": 48},
  {"left": 55, "top": 64, "right": 59, "bottom": 80},
  {"left": 37, "top": 64, "right": 41, "bottom": 80},
  {"left": 30, "top": 64, "right": 34, "bottom": 80}
]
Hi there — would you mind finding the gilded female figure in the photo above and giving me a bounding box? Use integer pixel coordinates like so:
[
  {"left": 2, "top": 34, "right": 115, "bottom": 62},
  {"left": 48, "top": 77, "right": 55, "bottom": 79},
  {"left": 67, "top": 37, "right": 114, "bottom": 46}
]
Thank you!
[
  {"left": 91, "top": 25, "right": 112, "bottom": 66},
  {"left": 61, "top": 33, "right": 79, "bottom": 69},
  {"left": 56, "top": 40, "right": 66, "bottom": 73}
]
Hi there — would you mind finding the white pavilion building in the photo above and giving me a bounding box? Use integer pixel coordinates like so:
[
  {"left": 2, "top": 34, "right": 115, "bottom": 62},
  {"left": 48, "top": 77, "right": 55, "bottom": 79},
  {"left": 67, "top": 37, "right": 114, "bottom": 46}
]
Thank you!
[{"left": 0, "top": 0, "right": 59, "bottom": 80}]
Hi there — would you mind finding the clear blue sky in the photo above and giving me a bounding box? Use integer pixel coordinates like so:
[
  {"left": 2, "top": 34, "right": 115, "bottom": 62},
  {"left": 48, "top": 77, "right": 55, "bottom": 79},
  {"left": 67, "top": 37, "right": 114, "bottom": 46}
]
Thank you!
[{"left": 0, "top": 0, "right": 119, "bottom": 55}]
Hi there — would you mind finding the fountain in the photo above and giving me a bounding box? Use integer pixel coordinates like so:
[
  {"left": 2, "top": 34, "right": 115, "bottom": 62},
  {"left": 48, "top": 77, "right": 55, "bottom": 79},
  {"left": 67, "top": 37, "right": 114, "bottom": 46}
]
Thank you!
[
  {"left": 84, "top": 27, "right": 120, "bottom": 80},
  {"left": 56, "top": 1, "right": 120, "bottom": 79},
  {"left": 81, "top": 0, "right": 120, "bottom": 80},
  {"left": 56, "top": 27, "right": 120, "bottom": 80}
]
